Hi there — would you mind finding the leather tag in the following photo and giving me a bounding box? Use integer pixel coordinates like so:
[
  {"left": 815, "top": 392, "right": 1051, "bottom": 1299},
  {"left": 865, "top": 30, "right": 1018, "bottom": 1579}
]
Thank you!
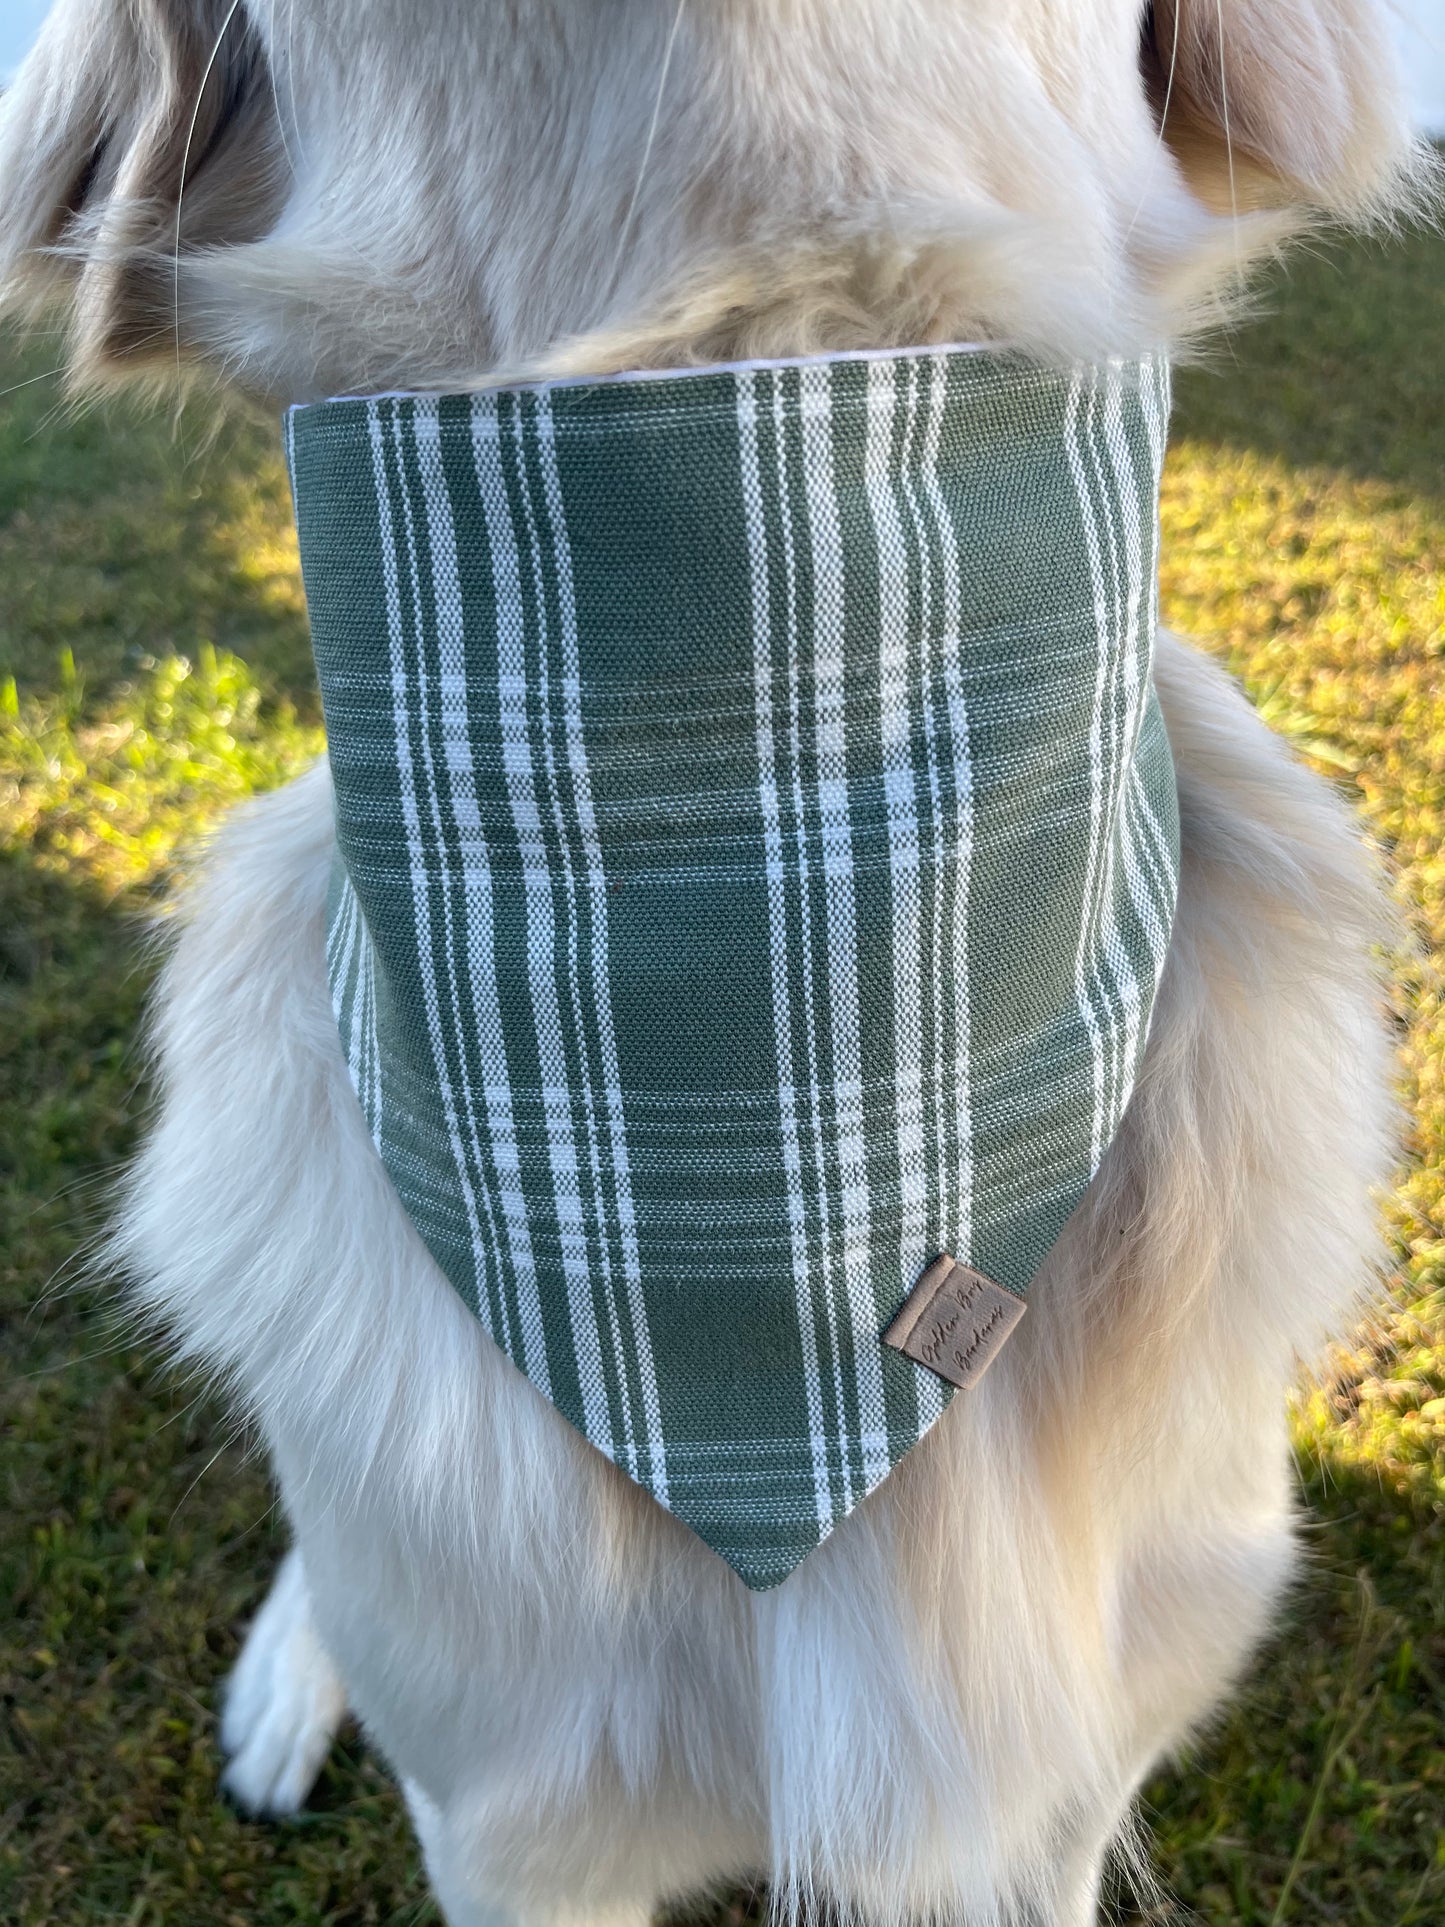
[{"left": 882, "top": 1255, "right": 1026, "bottom": 1390}]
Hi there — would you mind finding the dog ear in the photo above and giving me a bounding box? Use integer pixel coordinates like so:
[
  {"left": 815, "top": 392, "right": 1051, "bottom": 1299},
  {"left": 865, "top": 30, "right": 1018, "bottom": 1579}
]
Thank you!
[
  {"left": 0, "top": 0, "right": 283, "bottom": 384},
  {"left": 1145, "top": 0, "right": 1415, "bottom": 216}
]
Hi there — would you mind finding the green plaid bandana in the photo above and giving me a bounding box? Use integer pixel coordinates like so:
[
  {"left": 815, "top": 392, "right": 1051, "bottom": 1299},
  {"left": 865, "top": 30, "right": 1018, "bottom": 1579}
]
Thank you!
[{"left": 286, "top": 347, "right": 1178, "bottom": 1589}]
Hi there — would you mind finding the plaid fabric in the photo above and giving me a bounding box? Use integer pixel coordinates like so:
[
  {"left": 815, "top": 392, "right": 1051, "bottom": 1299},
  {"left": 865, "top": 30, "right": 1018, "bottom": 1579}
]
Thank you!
[{"left": 286, "top": 347, "right": 1178, "bottom": 1590}]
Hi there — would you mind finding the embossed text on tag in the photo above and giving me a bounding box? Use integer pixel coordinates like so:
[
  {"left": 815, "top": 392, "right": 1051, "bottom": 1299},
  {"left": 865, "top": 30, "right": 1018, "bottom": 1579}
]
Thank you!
[{"left": 882, "top": 1254, "right": 1026, "bottom": 1390}]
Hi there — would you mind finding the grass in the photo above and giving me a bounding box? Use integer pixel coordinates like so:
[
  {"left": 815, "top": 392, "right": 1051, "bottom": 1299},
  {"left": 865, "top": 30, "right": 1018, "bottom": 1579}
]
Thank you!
[{"left": 1, "top": 226, "right": 1442, "bottom": 1925}]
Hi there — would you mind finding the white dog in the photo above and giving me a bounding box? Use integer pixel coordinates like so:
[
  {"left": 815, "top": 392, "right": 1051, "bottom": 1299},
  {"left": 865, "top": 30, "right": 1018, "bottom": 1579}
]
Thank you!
[{"left": 0, "top": 5, "right": 1427, "bottom": 1924}]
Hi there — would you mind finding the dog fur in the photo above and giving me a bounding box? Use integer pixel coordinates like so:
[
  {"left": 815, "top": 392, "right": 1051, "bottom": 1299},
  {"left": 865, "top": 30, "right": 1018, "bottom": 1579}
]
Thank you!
[{"left": 0, "top": 4, "right": 1427, "bottom": 1923}]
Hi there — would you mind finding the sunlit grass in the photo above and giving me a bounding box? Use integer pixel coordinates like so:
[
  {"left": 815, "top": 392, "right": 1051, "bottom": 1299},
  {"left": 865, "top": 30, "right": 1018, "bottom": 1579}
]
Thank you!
[
  {"left": 1137, "top": 278, "right": 1445, "bottom": 1917},
  {"left": 2, "top": 221, "right": 1442, "bottom": 1926},
  {"left": 1158, "top": 430, "right": 1445, "bottom": 1525}
]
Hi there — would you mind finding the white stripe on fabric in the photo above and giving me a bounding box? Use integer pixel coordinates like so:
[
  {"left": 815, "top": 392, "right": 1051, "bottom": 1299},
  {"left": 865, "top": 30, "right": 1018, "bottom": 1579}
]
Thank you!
[
  {"left": 340, "top": 880, "right": 376, "bottom": 1132},
  {"left": 918, "top": 356, "right": 975, "bottom": 1264},
  {"left": 366, "top": 402, "right": 493, "bottom": 1313},
  {"left": 1125, "top": 767, "right": 1176, "bottom": 948},
  {"left": 1140, "top": 355, "right": 1171, "bottom": 654},
  {"left": 324, "top": 855, "right": 356, "bottom": 979},
  {"left": 1140, "top": 353, "right": 1171, "bottom": 498},
  {"left": 1099, "top": 372, "right": 1176, "bottom": 983},
  {"left": 367, "top": 876, "right": 384, "bottom": 1134},
  {"left": 399, "top": 402, "right": 517, "bottom": 1351},
  {"left": 1120, "top": 361, "right": 1179, "bottom": 903},
  {"left": 1064, "top": 369, "right": 1124, "bottom": 1167},
  {"left": 1079, "top": 368, "right": 1144, "bottom": 1135},
  {"left": 1102, "top": 368, "right": 1149, "bottom": 764},
  {"left": 388, "top": 405, "right": 530, "bottom": 1312},
  {"left": 326, "top": 866, "right": 360, "bottom": 1033},
  {"left": 469, "top": 400, "right": 617, "bottom": 1464},
  {"left": 504, "top": 401, "right": 640, "bottom": 1483},
  {"left": 326, "top": 877, "right": 360, "bottom": 1115},
  {"left": 737, "top": 370, "right": 835, "bottom": 1535},
  {"left": 410, "top": 401, "right": 553, "bottom": 1391},
  {"left": 770, "top": 373, "right": 853, "bottom": 1513},
  {"left": 864, "top": 359, "right": 947, "bottom": 1432},
  {"left": 896, "top": 360, "right": 955, "bottom": 1288},
  {"left": 1077, "top": 373, "right": 1129, "bottom": 1132},
  {"left": 360, "top": 887, "right": 381, "bottom": 1136},
  {"left": 534, "top": 392, "right": 670, "bottom": 1506},
  {"left": 337, "top": 875, "right": 380, "bottom": 1139},
  {"left": 1083, "top": 369, "right": 1148, "bottom": 1119},
  {"left": 798, "top": 364, "right": 890, "bottom": 1489}
]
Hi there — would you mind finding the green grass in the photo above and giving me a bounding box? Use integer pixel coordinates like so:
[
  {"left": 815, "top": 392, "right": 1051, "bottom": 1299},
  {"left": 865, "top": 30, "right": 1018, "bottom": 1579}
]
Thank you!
[{"left": 2, "top": 228, "right": 1443, "bottom": 1925}]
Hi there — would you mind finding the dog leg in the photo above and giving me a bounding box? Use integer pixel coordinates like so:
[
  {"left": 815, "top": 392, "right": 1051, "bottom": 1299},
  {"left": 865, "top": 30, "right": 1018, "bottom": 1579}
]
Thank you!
[
  {"left": 1042, "top": 1836, "right": 1106, "bottom": 1927},
  {"left": 219, "top": 1547, "right": 349, "bottom": 1817},
  {"left": 404, "top": 1781, "right": 656, "bottom": 1927},
  {"left": 1031, "top": 1796, "right": 1138, "bottom": 1927},
  {"left": 440, "top": 1906, "right": 652, "bottom": 1927}
]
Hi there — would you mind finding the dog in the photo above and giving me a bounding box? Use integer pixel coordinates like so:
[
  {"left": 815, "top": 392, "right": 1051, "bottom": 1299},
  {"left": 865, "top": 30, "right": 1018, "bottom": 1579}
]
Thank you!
[{"left": 0, "top": 4, "right": 1427, "bottom": 1923}]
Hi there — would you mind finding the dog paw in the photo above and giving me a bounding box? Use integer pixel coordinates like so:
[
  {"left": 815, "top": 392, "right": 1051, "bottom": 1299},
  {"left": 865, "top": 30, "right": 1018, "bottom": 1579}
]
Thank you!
[{"left": 219, "top": 1548, "right": 348, "bottom": 1818}]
